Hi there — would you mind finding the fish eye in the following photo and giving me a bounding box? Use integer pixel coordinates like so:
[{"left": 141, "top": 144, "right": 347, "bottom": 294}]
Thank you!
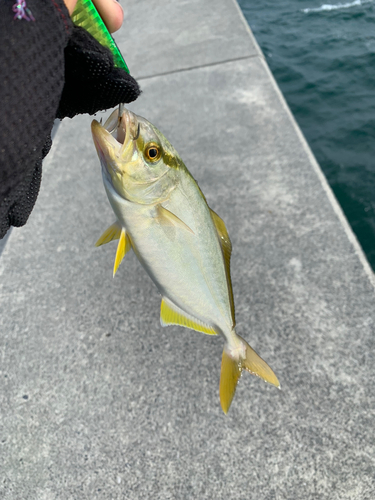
[{"left": 145, "top": 143, "right": 161, "bottom": 162}]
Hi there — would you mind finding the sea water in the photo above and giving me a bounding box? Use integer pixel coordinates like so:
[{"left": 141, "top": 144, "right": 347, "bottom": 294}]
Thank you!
[{"left": 238, "top": 0, "right": 375, "bottom": 270}]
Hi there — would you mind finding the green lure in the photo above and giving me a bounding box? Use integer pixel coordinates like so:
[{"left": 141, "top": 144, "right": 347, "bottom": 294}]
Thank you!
[{"left": 71, "top": 0, "right": 129, "bottom": 73}]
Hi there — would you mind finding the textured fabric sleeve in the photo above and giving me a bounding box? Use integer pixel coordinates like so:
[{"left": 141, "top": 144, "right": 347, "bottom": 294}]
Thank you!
[
  {"left": 0, "top": 0, "right": 73, "bottom": 238},
  {"left": 0, "top": 1, "right": 141, "bottom": 239}
]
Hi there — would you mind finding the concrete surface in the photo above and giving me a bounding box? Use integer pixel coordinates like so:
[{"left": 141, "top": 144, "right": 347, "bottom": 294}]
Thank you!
[{"left": 1, "top": 0, "right": 375, "bottom": 499}]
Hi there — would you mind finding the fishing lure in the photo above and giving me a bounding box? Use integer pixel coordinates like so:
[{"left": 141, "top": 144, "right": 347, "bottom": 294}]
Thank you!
[{"left": 71, "top": 0, "right": 129, "bottom": 73}]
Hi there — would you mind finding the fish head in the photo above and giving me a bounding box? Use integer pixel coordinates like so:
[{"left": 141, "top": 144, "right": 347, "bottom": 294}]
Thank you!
[{"left": 91, "top": 108, "right": 180, "bottom": 204}]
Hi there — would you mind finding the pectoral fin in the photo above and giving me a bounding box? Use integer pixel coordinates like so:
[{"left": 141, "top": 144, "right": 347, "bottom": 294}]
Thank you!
[
  {"left": 157, "top": 206, "right": 194, "bottom": 234},
  {"left": 113, "top": 228, "right": 131, "bottom": 277},
  {"left": 160, "top": 297, "right": 217, "bottom": 335},
  {"left": 95, "top": 221, "right": 122, "bottom": 247}
]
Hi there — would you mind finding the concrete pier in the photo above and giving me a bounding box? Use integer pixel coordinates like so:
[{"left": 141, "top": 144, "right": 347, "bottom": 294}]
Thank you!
[{"left": 1, "top": 0, "right": 374, "bottom": 498}]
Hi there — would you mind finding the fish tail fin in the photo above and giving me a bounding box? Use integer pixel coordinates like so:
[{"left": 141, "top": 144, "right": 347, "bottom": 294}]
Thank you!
[
  {"left": 240, "top": 335, "right": 280, "bottom": 389},
  {"left": 219, "top": 334, "right": 280, "bottom": 414},
  {"left": 219, "top": 347, "right": 242, "bottom": 414}
]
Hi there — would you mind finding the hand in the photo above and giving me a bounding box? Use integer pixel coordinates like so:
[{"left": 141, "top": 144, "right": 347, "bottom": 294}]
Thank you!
[
  {"left": 56, "top": 25, "right": 140, "bottom": 119},
  {"left": 58, "top": 0, "right": 139, "bottom": 119},
  {"left": 64, "top": 0, "right": 124, "bottom": 33}
]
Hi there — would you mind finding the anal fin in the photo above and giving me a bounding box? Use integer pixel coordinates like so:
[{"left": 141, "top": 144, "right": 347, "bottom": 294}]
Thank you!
[{"left": 160, "top": 297, "right": 217, "bottom": 335}]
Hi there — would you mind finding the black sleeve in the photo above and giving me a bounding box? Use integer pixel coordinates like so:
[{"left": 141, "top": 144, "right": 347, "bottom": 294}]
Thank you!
[
  {"left": 0, "top": 0, "right": 71, "bottom": 238},
  {"left": 0, "top": 1, "right": 140, "bottom": 239}
]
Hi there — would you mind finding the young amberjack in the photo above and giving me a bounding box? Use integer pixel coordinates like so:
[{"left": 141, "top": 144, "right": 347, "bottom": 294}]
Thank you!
[{"left": 91, "top": 107, "right": 280, "bottom": 413}]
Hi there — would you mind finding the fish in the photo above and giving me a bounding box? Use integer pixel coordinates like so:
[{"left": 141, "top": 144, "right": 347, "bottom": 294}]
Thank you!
[{"left": 91, "top": 107, "right": 280, "bottom": 413}]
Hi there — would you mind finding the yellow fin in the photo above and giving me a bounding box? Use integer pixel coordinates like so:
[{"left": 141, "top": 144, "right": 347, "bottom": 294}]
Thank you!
[
  {"left": 95, "top": 221, "right": 122, "bottom": 247},
  {"left": 241, "top": 335, "right": 280, "bottom": 388},
  {"left": 157, "top": 205, "right": 194, "bottom": 234},
  {"left": 209, "top": 208, "right": 235, "bottom": 324},
  {"left": 220, "top": 349, "right": 242, "bottom": 414},
  {"left": 113, "top": 228, "right": 131, "bottom": 277},
  {"left": 160, "top": 297, "right": 217, "bottom": 335},
  {"left": 219, "top": 334, "right": 279, "bottom": 414}
]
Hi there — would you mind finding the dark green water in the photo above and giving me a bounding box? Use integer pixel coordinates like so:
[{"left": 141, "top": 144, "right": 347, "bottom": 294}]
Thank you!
[{"left": 238, "top": 0, "right": 375, "bottom": 270}]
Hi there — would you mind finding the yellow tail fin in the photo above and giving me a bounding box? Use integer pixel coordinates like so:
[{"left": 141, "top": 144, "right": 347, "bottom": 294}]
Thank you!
[
  {"left": 220, "top": 349, "right": 242, "bottom": 414},
  {"left": 219, "top": 335, "right": 279, "bottom": 414}
]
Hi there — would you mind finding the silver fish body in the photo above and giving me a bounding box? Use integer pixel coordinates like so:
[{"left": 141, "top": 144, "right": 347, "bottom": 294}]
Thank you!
[
  {"left": 92, "top": 107, "right": 279, "bottom": 413},
  {"left": 103, "top": 165, "right": 233, "bottom": 336}
]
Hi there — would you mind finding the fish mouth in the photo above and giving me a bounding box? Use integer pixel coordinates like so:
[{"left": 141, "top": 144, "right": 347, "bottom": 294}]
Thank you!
[
  {"left": 104, "top": 107, "right": 139, "bottom": 153},
  {"left": 91, "top": 107, "right": 139, "bottom": 171}
]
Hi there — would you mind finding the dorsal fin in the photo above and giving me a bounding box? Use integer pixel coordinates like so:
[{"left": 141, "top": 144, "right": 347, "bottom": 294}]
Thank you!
[
  {"left": 209, "top": 209, "right": 235, "bottom": 324},
  {"left": 160, "top": 297, "right": 218, "bottom": 335},
  {"left": 113, "top": 228, "right": 131, "bottom": 277},
  {"left": 95, "top": 221, "right": 122, "bottom": 247}
]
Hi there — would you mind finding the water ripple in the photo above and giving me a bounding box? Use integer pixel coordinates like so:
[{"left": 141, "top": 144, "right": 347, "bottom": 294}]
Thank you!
[
  {"left": 302, "top": 0, "right": 373, "bottom": 14},
  {"left": 238, "top": 0, "right": 375, "bottom": 269}
]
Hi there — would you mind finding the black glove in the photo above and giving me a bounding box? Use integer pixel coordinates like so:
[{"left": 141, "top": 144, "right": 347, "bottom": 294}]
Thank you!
[
  {"left": 0, "top": 2, "right": 140, "bottom": 239},
  {"left": 57, "top": 26, "right": 140, "bottom": 119},
  {"left": 5, "top": 137, "right": 52, "bottom": 232}
]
